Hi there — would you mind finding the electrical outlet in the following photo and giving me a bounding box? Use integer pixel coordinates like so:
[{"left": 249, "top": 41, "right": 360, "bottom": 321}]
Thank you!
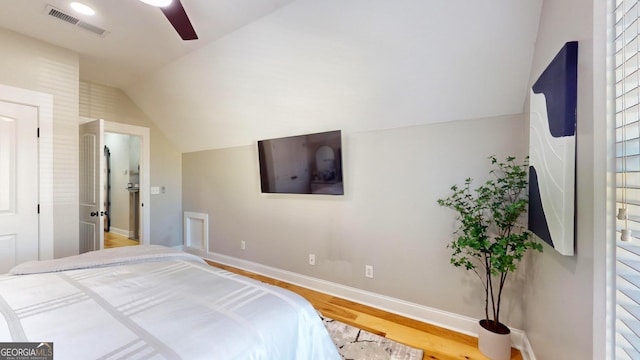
[
  {"left": 309, "top": 254, "right": 316, "bottom": 266},
  {"left": 365, "top": 265, "right": 374, "bottom": 278},
  {"left": 241, "top": 241, "right": 246, "bottom": 250}
]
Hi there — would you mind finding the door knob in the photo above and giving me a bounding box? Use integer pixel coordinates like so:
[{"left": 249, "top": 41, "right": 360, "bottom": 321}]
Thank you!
[
  {"left": 90, "top": 211, "right": 99, "bottom": 217},
  {"left": 101, "top": 211, "right": 109, "bottom": 216}
]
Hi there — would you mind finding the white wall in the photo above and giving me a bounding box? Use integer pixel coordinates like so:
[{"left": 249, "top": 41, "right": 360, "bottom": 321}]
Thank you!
[
  {"left": 522, "top": 0, "right": 606, "bottom": 359},
  {"left": 0, "top": 28, "right": 184, "bottom": 253},
  {"left": 183, "top": 114, "right": 531, "bottom": 328},
  {"left": 0, "top": 28, "right": 79, "bottom": 258},
  {"left": 127, "top": 0, "right": 542, "bottom": 153}
]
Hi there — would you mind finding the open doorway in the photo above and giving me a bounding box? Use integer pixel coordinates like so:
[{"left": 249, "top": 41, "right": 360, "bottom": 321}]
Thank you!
[
  {"left": 79, "top": 118, "right": 150, "bottom": 252},
  {"left": 103, "top": 132, "right": 141, "bottom": 249}
]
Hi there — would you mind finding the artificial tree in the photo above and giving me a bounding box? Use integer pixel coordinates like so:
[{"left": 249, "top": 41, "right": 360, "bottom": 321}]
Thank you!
[{"left": 437, "top": 155, "right": 543, "bottom": 334}]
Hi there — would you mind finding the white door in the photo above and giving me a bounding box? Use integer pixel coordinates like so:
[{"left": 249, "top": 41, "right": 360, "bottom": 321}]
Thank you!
[
  {"left": 0, "top": 100, "right": 39, "bottom": 272},
  {"left": 79, "top": 119, "right": 104, "bottom": 253}
]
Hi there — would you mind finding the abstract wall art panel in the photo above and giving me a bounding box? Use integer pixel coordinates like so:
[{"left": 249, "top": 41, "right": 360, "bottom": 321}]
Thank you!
[{"left": 528, "top": 41, "right": 578, "bottom": 256}]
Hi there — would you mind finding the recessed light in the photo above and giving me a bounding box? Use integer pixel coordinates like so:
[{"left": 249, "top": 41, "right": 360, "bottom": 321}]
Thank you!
[
  {"left": 139, "top": 0, "right": 173, "bottom": 7},
  {"left": 70, "top": 2, "right": 95, "bottom": 16}
]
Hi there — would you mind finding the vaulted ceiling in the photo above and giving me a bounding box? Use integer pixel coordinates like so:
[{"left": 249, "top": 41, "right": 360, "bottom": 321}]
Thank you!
[{"left": 0, "top": 0, "right": 543, "bottom": 152}]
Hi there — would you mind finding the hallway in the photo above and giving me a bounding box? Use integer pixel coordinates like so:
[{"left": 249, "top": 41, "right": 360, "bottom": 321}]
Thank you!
[{"left": 104, "top": 232, "right": 139, "bottom": 249}]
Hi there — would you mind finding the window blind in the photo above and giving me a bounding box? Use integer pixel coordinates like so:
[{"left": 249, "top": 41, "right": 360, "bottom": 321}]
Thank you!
[{"left": 616, "top": 0, "right": 640, "bottom": 358}]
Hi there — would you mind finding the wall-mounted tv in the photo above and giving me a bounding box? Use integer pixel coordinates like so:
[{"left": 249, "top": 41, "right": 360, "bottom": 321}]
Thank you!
[{"left": 258, "top": 130, "right": 344, "bottom": 195}]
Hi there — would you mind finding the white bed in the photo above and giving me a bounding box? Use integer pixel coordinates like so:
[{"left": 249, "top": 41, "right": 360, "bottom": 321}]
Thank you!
[{"left": 0, "top": 245, "right": 340, "bottom": 360}]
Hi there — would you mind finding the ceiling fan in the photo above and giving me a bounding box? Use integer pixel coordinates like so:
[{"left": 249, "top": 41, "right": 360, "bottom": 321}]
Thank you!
[{"left": 139, "top": 0, "right": 198, "bottom": 40}]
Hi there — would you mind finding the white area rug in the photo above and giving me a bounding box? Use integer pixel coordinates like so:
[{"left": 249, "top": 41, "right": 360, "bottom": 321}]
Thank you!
[{"left": 321, "top": 315, "right": 424, "bottom": 360}]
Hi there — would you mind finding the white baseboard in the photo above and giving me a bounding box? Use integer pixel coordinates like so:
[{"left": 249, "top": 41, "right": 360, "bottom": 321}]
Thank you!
[
  {"left": 184, "top": 248, "right": 534, "bottom": 357},
  {"left": 521, "top": 334, "right": 537, "bottom": 360},
  {"left": 107, "top": 227, "right": 129, "bottom": 238}
]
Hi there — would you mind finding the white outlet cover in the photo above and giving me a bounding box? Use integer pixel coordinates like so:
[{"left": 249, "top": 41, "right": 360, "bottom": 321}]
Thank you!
[{"left": 365, "top": 265, "right": 374, "bottom": 278}]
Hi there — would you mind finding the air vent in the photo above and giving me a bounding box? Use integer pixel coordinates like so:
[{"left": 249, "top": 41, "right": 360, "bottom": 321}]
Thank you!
[
  {"left": 44, "top": 4, "right": 108, "bottom": 36},
  {"left": 47, "top": 6, "right": 80, "bottom": 25},
  {"left": 76, "top": 22, "right": 106, "bottom": 36}
]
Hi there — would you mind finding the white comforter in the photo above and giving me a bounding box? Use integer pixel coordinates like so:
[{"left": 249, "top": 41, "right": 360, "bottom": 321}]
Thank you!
[{"left": 0, "top": 246, "right": 340, "bottom": 360}]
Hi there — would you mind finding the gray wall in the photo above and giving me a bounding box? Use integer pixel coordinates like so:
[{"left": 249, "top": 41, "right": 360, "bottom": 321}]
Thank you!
[
  {"left": 182, "top": 114, "right": 531, "bottom": 328},
  {"left": 522, "top": 0, "right": 606, "bottom": 359}
]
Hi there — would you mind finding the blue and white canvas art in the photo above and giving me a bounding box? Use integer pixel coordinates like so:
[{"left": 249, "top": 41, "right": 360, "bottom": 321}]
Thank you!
[{"left": 528, "top": 41, "right": 578, "bottom": 256}]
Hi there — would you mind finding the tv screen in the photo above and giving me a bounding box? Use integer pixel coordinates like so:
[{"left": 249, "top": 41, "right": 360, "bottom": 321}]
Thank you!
[{"left": 258, "top": 130, "right": 344, "bottom": 195}]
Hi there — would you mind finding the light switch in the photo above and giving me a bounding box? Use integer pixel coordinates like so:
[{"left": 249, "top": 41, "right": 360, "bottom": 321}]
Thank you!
[{"left": 151, "top": 186, "right": 160, "bottom": 195}]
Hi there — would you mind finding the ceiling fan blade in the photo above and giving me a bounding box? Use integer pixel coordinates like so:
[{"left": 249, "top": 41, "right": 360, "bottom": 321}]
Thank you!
[{"left": 160, "top": 0, "right": 198, "bottom": 40}]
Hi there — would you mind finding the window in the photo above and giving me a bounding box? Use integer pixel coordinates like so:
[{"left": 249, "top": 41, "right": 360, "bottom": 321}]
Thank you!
[{"left": 615, "top": 0, "right": 640, "bottom": 358}]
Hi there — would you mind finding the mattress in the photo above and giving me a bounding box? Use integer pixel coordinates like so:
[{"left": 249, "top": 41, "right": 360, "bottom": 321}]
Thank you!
[{"left": 0, "top": 245, "right": 340, "bottom": 360}]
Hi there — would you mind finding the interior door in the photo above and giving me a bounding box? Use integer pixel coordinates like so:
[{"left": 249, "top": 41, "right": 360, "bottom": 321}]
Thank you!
[
  {"left": 79, "top": 119, "right": 104, "bottom": 253},
  {"left": 0, "top": 100, "right": 39, "bottom": 272}
]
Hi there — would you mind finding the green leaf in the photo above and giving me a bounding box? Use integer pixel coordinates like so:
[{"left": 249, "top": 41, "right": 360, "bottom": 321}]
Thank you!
[{"left": 436, "top": 155, "right": 543, "bottom": 323}]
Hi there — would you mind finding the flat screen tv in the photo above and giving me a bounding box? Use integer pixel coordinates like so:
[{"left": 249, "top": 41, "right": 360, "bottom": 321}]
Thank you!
[{"left": 258, "top": 130, "right": 344, "bottom": 195}]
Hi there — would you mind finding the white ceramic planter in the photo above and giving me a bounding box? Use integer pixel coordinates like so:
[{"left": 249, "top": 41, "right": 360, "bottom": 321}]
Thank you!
[{"left": 478, "top": 320, "right": 511, "bottom": 360}]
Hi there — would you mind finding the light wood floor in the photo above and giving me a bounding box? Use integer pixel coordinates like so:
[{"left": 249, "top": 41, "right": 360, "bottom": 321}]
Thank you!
[
  {"left": 102, "top": 235, "right": 522, "bottom": 359},
  {"left": 104, "top": 231, "right": 139, "bottom": 248},
  {"left": 206, "top": 261, "right": 522, "bottom": 360}
]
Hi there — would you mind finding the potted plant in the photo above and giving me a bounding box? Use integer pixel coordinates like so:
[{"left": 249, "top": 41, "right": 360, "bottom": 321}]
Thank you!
[{"left": 437, "top": 155, "right": 543, "bottom": 360}]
